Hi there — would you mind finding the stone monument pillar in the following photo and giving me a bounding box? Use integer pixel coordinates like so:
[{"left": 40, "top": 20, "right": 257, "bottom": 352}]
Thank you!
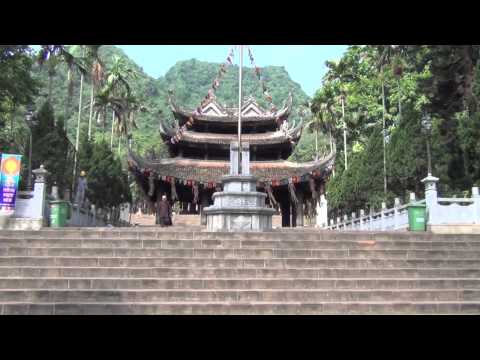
[
  {"left": 32, "top": 165, "right": 50, "bottom": 227},
  {"left": 316, "top": 194, "right": 328, "bottom": 228},
  {"left": 421, "top": 173, "right": 439, "bottom": 227},
  {"left": 204, "top": 142, "right": 275, "bottom": 232}
]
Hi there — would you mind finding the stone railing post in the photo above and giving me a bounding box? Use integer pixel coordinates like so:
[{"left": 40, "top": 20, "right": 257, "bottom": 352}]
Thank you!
[
  {"left": 31, "top": 165, "right": 49, "bottom": 226},
  {"left": 343, "top": 214, "right": 348, "bottom": 230},
  {"left": 421, "top": 174, "right": 439, "bottom": 227},
  {"left": 394, "top": 198, "right": 400, "bottom": 230},
  {"left": 51, "top": 184, "right": 59, "bottom": 200},
  {"left": 359, "top": 209, "right": 365, "bottom": 231},
  {"left": 410, "top": 192, "right": 416, "bottom": 202},
  {"left": 472, "top": 187, "right": 480, "bottom": 225},
  {"left": 336, "top": 216, "right": 340, "bottom": 230},
  {"left": 381, "top": 202, "right": 386, "bottom": 230},
  {"left": 369, "top": 208, "right": 374, "bottom": 231},
  {"left": 351, "top": 212, "right": 356, "bottom": 230}
]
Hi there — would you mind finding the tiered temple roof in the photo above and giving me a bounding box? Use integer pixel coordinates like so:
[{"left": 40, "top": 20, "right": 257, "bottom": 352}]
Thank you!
[
  {"left": 128, "top": 151, "right": 335, "bottom": 185},
  {"left": 159, "top": 118, "right": 303, "bottom": 147}
]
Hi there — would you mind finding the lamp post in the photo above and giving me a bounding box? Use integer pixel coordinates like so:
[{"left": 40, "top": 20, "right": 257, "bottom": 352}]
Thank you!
[
  {"left": 24, "top": 105, "right": 36, "bottom": 192},
  {"left": 421, "top": 112, "right": 432, "bottom": 176}
]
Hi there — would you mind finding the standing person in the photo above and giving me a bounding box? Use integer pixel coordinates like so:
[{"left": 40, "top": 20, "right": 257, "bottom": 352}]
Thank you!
[
  {"left": 74, "top": 170, "right": 88, "bottom": 226},
  {"left": 158, "top": 195, "right": 172, "bottom": 227},
  {"left": 75, "top": 170, "right": 88, "bottom": 207}
]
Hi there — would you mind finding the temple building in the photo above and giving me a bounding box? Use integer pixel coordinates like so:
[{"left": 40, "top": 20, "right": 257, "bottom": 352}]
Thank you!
[{"left": 128, "top": 90, "right": 335, "bottom": 227}]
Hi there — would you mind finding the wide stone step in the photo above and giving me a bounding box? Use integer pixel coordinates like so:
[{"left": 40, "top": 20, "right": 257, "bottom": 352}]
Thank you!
[
  {"left": 1, "top": 266, "right": 480, "bottom": 278},
  {"left": 0, "top": 289, "right": 479, "bottom": 302},
  {"left": 3, "top": 301, "right": 480, "bottom": 315},
  {"left": 2, "top": 230, "right": 480, "bottom": 242},
  {"left": 1, "top": 256, "right": 480, "bottom": 268},
  {"left": 3, "top": 238, "right": 480, "bottom": 250},
  {"left": 1, "top": 248, "right": 480, "bottom": 259},
  {"left": 0, "top": 277, "right": 480, "bottom": 290}
]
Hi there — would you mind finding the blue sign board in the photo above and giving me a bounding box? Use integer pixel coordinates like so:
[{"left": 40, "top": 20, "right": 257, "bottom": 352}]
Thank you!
[{"left": 0, "top": 154, "right": 22, "bottom": 210}]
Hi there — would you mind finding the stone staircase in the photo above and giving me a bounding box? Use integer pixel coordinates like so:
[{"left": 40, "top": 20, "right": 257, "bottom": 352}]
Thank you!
[{"left": 0, "top": 228, "right": 480, "bottom": 314}]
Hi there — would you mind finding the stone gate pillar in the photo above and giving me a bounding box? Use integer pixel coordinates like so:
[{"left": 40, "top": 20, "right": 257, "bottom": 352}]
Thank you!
[{"left": 296, "top": 189, "right": 304, "bottom": 227}]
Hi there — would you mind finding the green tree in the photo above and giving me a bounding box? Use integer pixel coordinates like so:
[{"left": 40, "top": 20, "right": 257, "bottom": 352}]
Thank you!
[
  {"left": 30, "top": 101, "right": 72, "bottom": 194},
  {"left": 80, "top": 140, "right": 131, "bottom": 209}
]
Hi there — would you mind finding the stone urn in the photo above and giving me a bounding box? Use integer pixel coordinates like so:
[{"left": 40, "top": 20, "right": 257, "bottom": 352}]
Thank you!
[{"left": 0, "top": 210, "right": 13, "bottom": 230}]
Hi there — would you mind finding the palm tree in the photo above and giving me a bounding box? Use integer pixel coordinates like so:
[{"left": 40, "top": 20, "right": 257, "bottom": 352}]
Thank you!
[
  {"left": 37, "top": 46, "right": 62, "bottom": 101},
  {"left": 310, "top": 99, "right": 336, "bottom": 158},
  {"left": 37, "top": 45, "right": 87, "bottom": 127},
  {"left": 93, "top": 55, "right": 141, "bottom": 150},
  {"left": 84, "top": 45, "right": 104, "bottom": 140},
  {"left": 324, "top": 60, "right": 350, "bottom": 170},
  {"left": 63, "top": 47, "right": 88, "bottom": 133},
  {"left": 375, "top": 45, "right": 408, "bottom": 195},
  {"left": 73, "top": 46, "right": 87, "bottom": 184}
]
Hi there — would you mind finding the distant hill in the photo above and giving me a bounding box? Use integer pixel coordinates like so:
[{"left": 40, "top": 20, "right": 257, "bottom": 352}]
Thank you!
[{"left": 31, "top": 46, "right": 311, "bottom": 159}]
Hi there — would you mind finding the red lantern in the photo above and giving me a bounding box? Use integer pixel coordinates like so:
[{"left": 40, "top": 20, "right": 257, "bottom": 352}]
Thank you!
[{"left": 207, "top": 182, "right": 214, "bottom": 189}]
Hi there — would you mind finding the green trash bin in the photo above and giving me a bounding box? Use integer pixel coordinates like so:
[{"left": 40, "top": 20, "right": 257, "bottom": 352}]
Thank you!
[
  {"left": 407, "top": 203, "right": 427, "bottom": 232},
  {"left": 50, "top": 201, "right": 70, "bottom": 228}
]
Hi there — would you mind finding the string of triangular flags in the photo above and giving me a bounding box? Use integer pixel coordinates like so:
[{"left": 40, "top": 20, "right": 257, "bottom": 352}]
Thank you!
[
  {"left": 247, "top": 46, "right": 277, "bottom": 113},
  {"left": 196, "top": 47, "right": 235, "bottom": 114},
  {"left": 171, "top": 47, "right": 236, "bottom": 145}
]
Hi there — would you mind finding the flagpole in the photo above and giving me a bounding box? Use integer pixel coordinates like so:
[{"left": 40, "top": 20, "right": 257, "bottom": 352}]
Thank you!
[{"left": 238, "top": 45, "right": 243, "bottom": 174}]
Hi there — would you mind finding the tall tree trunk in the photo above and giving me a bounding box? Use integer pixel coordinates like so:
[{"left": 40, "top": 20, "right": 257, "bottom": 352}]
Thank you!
[
  {"left": 315, "top": 127, "right": 319, "bottom": 160},
  {"left": 381, "top": 73, "right": 387, "bottom": 196},
  {"left": 73, "top": 68, "right": 84, "bottom": 186},
  {"left": 110, "top": 110, "right": 115, "bottom": 150},
  {"left": 64, "top": 68, "right": 72, "bottom": 133},
  {"left": 397, "top": 79, "right": 402, "bottom": 122},
  {"left": 73, "top": 46, "right": 85, "bottom": 189},
  {"left": 88, "top": 84, "right": 94, "bottom": 140},
  {"left": 341, "top": 97, "right": 347, "bottom": 170}
]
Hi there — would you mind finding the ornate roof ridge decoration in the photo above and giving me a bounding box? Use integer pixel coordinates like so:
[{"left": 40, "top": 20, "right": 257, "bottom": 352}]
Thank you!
[
  {"left": 128, "top": 149, "right": 336, "bottom": 185},
  {"left": 167, "top": 91, "right": 293, "bottom": 122}
]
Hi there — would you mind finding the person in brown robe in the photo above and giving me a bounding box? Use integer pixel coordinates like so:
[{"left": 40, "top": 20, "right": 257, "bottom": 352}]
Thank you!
[{"left": 158, "top": 195, "right": 172, "bottom": 227}]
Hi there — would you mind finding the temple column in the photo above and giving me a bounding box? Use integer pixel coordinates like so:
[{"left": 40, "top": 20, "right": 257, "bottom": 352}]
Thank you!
[
  {"left": 296, "top": 188, "right": 304, "bottom": 227},
  {"left": 280, "top": 196, "right": 291, "bottom": 227},
  {"left": 200, "top": 190, "right": 209, "bottom": 226},
  {"left": 291, "top": 202, "right": 297, "bottom": 228},
  {"left": 155, "top": 189, "right": 162, "bottom": 225}
]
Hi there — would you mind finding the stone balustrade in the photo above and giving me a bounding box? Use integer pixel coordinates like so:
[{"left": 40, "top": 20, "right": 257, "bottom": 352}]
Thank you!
[
  {"left": 327, "top": 174, "right": 480, "bottom": 231},
  {"left": 328, "top": 193, "right": 422, "bottom": 231}
]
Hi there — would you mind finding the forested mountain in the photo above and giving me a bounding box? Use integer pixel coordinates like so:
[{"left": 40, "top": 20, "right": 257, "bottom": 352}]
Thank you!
[{"left": 30, "top": 46, "right": 311, "bottom": 158}]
